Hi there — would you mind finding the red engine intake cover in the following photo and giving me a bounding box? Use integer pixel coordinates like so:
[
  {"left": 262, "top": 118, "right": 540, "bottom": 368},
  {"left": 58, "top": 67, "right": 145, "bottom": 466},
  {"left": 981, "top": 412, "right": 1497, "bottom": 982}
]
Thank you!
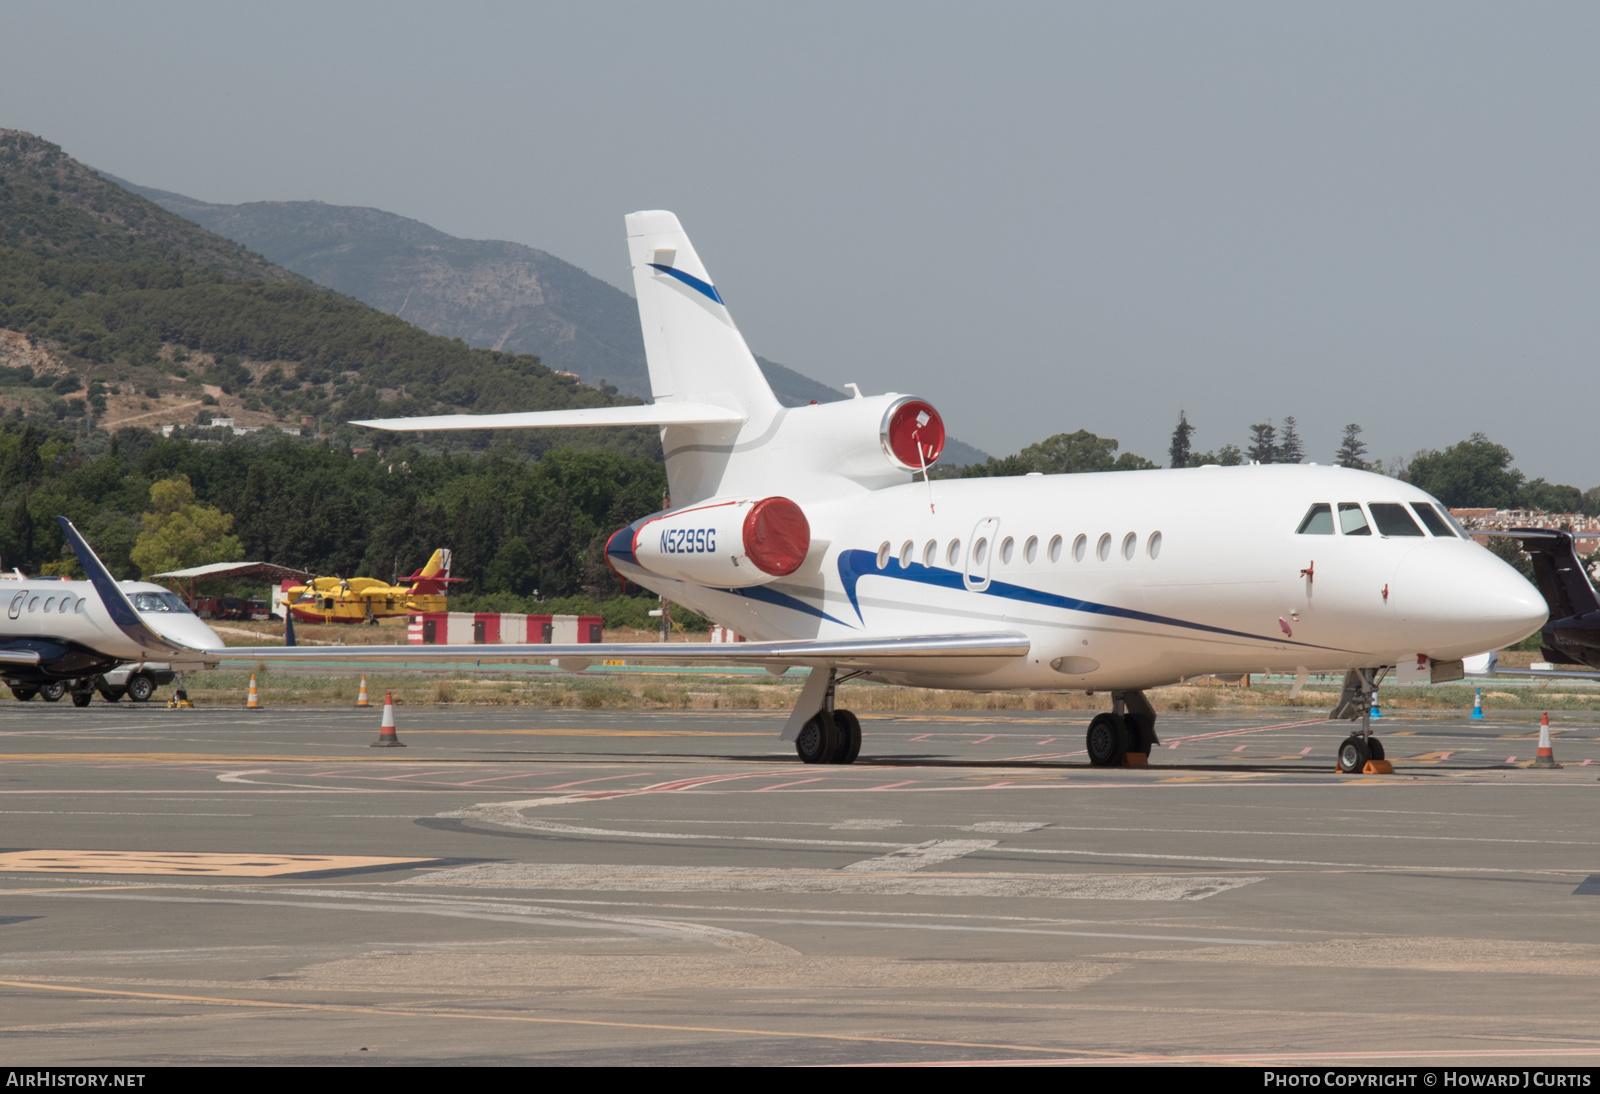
[
  {"left": 883, "top": 399, "right": 945, "bottom": 471},
  {"left": 742, "top": 497, "right": 810, "bottom": 577}
]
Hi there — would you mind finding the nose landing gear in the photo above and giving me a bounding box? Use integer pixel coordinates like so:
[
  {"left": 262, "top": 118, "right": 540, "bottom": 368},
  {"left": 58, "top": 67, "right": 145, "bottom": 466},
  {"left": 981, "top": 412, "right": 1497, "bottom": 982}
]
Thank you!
[{"left": 1332, "top": 668, "right": 1391, "bottom": 774}]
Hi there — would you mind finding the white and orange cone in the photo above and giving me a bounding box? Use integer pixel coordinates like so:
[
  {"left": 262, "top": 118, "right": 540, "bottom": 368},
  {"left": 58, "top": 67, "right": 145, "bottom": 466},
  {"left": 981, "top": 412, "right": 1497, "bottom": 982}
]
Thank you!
[
  {"left": 1532, "top": 711, "right": 1561, "bottom": 769},
  {"left": 356, "top": 675, "right": 370, "bottom": 707},
  {"left": 371, "top": 691, "right": 405, "bottom": 748},
  {"left": 246, "top": 674, "right": 261, "bottom": 709}
]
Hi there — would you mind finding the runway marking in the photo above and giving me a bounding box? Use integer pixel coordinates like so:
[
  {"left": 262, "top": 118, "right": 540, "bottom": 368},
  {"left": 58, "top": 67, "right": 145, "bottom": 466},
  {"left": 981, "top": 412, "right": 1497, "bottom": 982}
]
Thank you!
[
  {"left": 997, "top": 717, "right": 1331, "bottom": 762},
  {"left": 756, "top": 777, "right": 827, "bottom": 792},
  {"left": 406, "top": 862, "right": 1263, "bottom": 901},
  {"left": 400, "top": 728, "right": 771, "bottom": 737},
  {"left": 0, "top": 850, "right": 432, "bottom": 877},
  {"left": 0, "top": 979, "right": 1125, "bottom": 1059},
  {"left": 840, "top": 839, "right": 998, "bottom": 872},
  {"left": 973, "top": 735, "right": 997, "bottom": 744}
]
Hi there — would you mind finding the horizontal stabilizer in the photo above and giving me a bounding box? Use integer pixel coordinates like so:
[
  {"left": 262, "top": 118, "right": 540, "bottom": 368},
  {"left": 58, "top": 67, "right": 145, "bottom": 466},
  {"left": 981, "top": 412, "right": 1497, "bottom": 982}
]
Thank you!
[
  {"left": 353, "top": 403, "right": 746, "bottom": 433},
  {"left": 207, "top": 632, "right": 1029, "bottom": 675}
]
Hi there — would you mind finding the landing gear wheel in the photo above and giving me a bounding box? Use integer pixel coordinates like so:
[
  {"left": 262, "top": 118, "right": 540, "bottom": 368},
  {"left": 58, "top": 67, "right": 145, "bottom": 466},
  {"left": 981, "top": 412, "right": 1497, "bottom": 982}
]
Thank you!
[
  {"left": 9, "top": 687, "right": 37, "bottom": 701},
  {"left": 1086, "top": 712, "right": 1130, "bottom": 767},
  {"left": 99, "top": 687, "right": 126, "bottom": 703},
  {"left": 830, "top": 709, "right": 862, "bottom": 764},
  {"left": 40, "top": 681, "right": 65, "bottom": 703},
  {"left": 795, "top": 712, "right": 839, "bottom": 764},
  {"left": 70, "top": 689, "right": 92, "bottom": 708},
  {"left": 1366, "top": 737, "right": 1385, "bottom": 761},
  {"left": 1337, "top": 735, "right": 1372, "bottom": 774},
  {"left": 126, "top": 674, "right": 156, "bottom": 703},
  {"left": 1124, "top": 712, "right": 1157, "bottom": 755}
]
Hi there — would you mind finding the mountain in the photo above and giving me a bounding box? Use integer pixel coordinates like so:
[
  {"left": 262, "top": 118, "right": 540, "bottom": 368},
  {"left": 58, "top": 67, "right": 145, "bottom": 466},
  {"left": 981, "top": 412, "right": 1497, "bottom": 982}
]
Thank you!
[
  {"left": 113, "top": 181, "right": 988, "bottom": 462},
  {"left": 0, "top": 130, "right": 643, "bottom": 450}
]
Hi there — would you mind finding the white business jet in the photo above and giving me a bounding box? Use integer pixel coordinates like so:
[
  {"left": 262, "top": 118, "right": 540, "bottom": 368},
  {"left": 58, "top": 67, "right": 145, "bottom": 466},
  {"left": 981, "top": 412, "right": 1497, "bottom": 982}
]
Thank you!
[
  {"left": 59, "top": 211, "right": 1548, "bottom": 771},
  {"left": 0, "top": 545, "right": 224, "bottom": 705}
]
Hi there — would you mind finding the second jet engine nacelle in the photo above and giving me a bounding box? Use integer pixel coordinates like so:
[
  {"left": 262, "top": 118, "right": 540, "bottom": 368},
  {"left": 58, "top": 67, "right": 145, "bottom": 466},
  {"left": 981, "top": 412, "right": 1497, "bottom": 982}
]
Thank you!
[{"left": 615, "top": 496, "right": 810, "bottom": 588}]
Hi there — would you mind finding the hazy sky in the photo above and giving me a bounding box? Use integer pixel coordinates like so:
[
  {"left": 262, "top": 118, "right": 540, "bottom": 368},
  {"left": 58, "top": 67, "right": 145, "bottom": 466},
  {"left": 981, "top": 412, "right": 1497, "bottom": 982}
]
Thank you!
[{"left": 4, "top": 2, "right": 1597, "bottom": 481}]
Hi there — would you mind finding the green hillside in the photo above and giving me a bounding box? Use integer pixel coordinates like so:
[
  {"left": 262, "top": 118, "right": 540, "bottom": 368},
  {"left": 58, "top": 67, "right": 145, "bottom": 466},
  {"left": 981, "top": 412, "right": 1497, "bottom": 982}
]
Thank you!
[{"left": 0, "top": 129, "right": 644, "bottom": 448}]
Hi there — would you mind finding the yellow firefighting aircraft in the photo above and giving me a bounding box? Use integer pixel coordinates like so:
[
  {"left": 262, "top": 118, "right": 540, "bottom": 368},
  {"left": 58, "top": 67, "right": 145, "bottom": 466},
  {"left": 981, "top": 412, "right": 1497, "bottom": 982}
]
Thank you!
[{"left": 284, "top": 549, "right": 459, "bottom": 624}]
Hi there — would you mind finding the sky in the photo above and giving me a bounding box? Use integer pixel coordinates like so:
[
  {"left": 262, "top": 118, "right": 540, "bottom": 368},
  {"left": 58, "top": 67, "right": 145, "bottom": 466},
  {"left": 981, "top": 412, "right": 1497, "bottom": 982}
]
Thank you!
[{"left": 3, "top": 2, "right": 1597, "bottom": 482}]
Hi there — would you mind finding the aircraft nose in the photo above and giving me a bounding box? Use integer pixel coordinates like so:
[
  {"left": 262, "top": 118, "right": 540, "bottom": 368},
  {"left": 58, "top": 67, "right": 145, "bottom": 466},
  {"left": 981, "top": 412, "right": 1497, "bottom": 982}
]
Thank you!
[
  {"left": 1396, "top": 544, "right": 1548, "bottom": 657},
  {"left": 148, "top": 614, "right": 226, "bottom": 652}
]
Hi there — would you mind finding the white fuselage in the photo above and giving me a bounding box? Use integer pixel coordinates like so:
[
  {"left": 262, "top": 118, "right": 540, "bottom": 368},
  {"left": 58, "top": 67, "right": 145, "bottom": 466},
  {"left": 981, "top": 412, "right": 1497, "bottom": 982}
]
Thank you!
[
  {"left": 0, "top": 580, "right": 223, "bottom": 681},
  {"left": 615, "top": 463, "right": 1545, "bottom": 692}
]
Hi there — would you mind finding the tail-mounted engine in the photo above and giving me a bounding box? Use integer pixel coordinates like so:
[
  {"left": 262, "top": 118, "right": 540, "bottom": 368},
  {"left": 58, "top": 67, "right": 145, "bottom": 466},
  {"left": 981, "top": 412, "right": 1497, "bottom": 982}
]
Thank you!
[{"left": 607, "top": 496, "right": 810, "bottom": 589}]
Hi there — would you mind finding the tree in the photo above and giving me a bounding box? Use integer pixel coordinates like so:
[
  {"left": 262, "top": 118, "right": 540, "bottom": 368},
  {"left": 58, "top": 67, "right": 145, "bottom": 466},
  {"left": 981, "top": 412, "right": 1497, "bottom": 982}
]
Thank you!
[
  {"left": 1522, "top": 479, "right": 1584, "bottom": 515},
  {"left": 128, "top": 475, "right": 245, "bottom": 578},
  {"left": 1246, "top": 422, "right": 1278, "bottom": 464},
  {"left": 1277, "top": 417, "right": 1304, "bottom": 464},
  {"left": 1404, "top": 434, "right": 1524, "bottom": 509},
  {"left": 1335, "top": 424, "right": 1369, "bottom": 470},
  {"left": 1168, "top": 411, "right": 1194, "bottom": 470}
]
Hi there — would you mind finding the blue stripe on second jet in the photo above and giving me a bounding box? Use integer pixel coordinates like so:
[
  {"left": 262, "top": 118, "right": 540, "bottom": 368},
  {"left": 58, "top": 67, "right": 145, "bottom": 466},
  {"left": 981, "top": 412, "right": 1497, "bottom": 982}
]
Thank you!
[
  {"left": 835, "top": 548, "right": 1346, "bottom": 652},
  {"left": 649, "top": 264, "right": 725, "bottom": 305}
]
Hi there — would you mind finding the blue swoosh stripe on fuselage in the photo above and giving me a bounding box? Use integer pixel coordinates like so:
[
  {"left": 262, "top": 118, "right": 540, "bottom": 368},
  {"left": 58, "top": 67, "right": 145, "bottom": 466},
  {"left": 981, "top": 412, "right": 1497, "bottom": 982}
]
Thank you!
[
  {"left": 721, "top": 583, "right": 851, "bottom": 628},
  {"left": 836, "top": 548, "right": 1350, "bottom": 653},
  {"left": 649, "top": 264, "right": 725, "bottom": 305}
]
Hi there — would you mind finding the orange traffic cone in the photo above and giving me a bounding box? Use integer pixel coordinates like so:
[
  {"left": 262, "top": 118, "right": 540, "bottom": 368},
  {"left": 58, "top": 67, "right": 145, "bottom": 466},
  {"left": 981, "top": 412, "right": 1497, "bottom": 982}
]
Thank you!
[
  {"left": 246, "top": 674, "right": 261, "bottom": 709},
  {"left": 356, "top": 675, "right": 370, "bottom": 707},
  {"left": 1532, "top": 711, "right": 1561, "bottom": 769},
  {"left": 371, "top": 691, "right": 405, "bottom": 748}
]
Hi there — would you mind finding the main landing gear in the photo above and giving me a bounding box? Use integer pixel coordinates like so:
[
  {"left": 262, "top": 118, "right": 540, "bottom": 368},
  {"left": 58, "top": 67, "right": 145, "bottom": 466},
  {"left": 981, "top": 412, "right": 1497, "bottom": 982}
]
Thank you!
[
  {"left": 1331, "top": 668, "right": 1388, "bottom": 774},
  {"left": 793, "top": 668, "right": 864, "bottom": 765},
  {"left": 1086, "top": 690, "right": 1160, "bottom": 767}
]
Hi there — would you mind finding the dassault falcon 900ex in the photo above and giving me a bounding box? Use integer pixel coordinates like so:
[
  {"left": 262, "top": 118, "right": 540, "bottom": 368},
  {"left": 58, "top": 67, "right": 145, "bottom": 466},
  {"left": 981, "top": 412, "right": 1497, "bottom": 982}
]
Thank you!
[{"left": 55, "top": 211, "right": 1546, "bottom": 771}]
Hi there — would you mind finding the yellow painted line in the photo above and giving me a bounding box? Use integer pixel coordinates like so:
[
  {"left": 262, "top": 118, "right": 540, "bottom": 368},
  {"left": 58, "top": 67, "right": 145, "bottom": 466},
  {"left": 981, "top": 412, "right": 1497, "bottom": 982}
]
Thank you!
[
  {"left": 0, "top": 979, "right": 1116, "bottom": 1058},
  {"left": 0, "top": 851, "right": 429, "bottom": 877},
  {"left": 402, "top": 729, "right": 770, "bottom": 737}
]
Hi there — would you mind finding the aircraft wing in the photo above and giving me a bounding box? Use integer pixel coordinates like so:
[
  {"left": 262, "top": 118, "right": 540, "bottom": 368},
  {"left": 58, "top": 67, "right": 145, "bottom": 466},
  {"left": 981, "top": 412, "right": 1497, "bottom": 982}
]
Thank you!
[
  {"left": 207, "top": 632, "right": 1030, "bottom": 676},
  {"left": 352, "top": 403, "right": 745, "bottom": 432}
]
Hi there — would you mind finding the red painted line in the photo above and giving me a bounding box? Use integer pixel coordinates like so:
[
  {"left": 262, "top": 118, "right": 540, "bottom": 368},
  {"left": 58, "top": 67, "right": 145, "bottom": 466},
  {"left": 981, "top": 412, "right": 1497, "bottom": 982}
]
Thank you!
[
  {"left": 909, "top": 734, "right": 932, "bottom": 742},
  {"left": 539, "top": 773, "right": 655, "bottom": 790},
  {"left": 1167, "top": 742, "right": 1180, "bottom": 750},
  {"left": 1232, "top": 745, "right": 1247, "bottom": 753},
  {"left": 862, "top": 781, "right": 917, "bottom": 790},
  {"left": 1036, "top": 738, "right": 1056, "bottom": 745},
  {"left": 569, "top": 770, "right": 795, "bottom": 800},
  {"left": 973, "top": 735, "right": 997, "bottom": 744},
  {"left": 1166, "top": 717, "right": 1331, "bottom": 744},
  {"left": 1581, "top": 759, "right": 1593, "bottom": 767},
  {"left": 1299, "top": 747, "right": 1313, "bottom": 756},
  {"left": 1506, "top": 756, "right": 1517, "bottom": 764},
  {"left": 755, "top": 777, "right": 828, "bottom": 792}
]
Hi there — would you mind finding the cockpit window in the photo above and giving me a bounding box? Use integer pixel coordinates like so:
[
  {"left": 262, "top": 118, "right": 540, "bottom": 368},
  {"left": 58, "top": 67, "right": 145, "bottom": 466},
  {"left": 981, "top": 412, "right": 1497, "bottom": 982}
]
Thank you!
[
  {"left": 1409, "top": 502, "right": 1456, "bottom": 537},
  {"left": 161, "top": 593, "right": 192, "bottom": 613},
  {"left": 1437, "top": 504, "right": 1471, "bottom": 538},
  {"left": 1370, "top": 503, "right": 1425, "bottom": 536},
  {"left": 134, "top": 593, "right": 172, "bottom": 612},
  {"left": 1297, "top": 503, "right": 1335, "bottom": 535},
  {"left": 1338, "top": 503, "right": 1371, "bottom": 536}
]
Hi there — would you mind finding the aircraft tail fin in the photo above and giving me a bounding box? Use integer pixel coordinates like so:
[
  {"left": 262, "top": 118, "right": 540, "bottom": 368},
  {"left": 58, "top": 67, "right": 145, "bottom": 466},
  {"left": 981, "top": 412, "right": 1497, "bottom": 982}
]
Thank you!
[
  {"left": 625, "top": 211, "right": 781, "bottom": 419},
  {"left": 405, "top": 548, "right": 460, "bottom": 595}
]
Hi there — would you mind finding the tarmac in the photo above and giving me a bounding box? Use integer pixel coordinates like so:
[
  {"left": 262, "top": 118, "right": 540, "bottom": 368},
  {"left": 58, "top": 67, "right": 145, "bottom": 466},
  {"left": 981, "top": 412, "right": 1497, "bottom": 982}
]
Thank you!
[{"left": 0, "top": 700, "right": 1598, "bottom": 1065}]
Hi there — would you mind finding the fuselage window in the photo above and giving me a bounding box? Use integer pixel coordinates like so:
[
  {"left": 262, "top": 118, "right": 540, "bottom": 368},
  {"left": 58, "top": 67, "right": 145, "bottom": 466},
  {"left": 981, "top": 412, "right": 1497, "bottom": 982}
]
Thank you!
[
  {"left": 1024, "top": 536, "right": 1038, "bottom": 563},
  {"left": 1048, "top": 535, "right": 1063, "bottom": 563},
  {"left": 1369, "top": 503, "right": 1425, "bottom": 537},
  {"left": 1338, "top": 503, "right": 1371, "bottom": 536},
  {"left": 42, "top": 597, "right": 55, "bottom": 612},
  {"left": 1297, "top": 503, "right": 1335, "bottom": 534},
  {"left": 1409, "top": 502, "right": 1456, "bottom": 537},
  {"left": 58, "top": 597, "right": 72, "bottom": 612},
  {"left": 923, "top": 540, "right": 937, "bottom": 566},
  {"left": 876, "top": 541, "right": 891, "bottom": 569},
  {"left": 8, "top": 592, "right": 24, "bottom": 619},
  {"left": 999, "top": 536, "right": 1014, "bottom": 564},
  {"left": 1148, "top": 531, "right": 1162, "bottom": 559},
  {"left": 27, "top": 596, "right": 39, "bottom": 613},
  {"left": 1072, "top": 534, "right": 1086, "bottom": 562},
  {"left": 946, "top": 539, "right": 961, "bottom": 566},
  {"left": 1097, "top": 533, "right": 1112, "bottom": 561},
  {"left": 1122, "top": 532, "right": 1137, "bottom": 560},
  {"left": 899, "top": 540, "right": 914, "bottom": 567},
  {"left": 973, "top": 538, "right": 988, "bottom": 566},
  {"left": 74, "top": 598, "right": 86, "bottom": 614}
]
